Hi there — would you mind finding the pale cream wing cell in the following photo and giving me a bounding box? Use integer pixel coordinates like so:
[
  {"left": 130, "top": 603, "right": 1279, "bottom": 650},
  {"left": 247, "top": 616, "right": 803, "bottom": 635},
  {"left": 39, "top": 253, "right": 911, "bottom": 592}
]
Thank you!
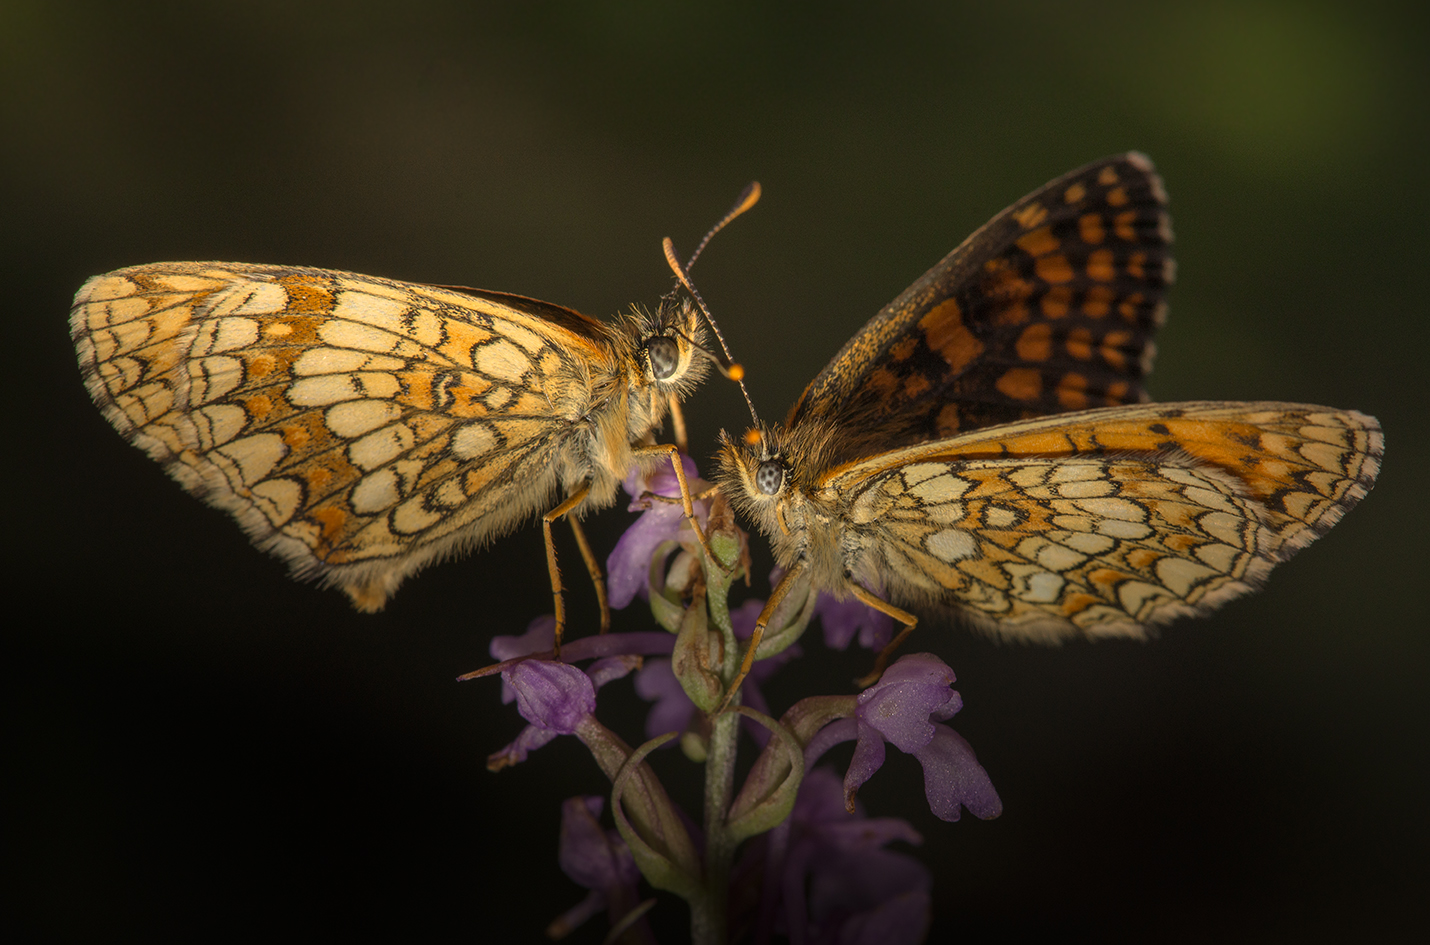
[{"left": 71, "top": 261, "right": 710, "bottom": 614}]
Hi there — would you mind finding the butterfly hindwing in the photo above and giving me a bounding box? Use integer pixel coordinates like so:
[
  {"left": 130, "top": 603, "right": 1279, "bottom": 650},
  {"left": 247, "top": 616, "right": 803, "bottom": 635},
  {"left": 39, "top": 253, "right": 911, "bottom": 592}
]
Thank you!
[{"left": 830, "top": 402, "right": 1382, "bottom": 639}]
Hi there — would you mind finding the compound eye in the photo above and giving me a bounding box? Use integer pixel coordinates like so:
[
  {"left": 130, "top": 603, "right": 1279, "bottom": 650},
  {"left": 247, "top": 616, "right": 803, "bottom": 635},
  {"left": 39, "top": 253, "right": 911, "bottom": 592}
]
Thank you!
[
  {"left": 646, "top": 336, "right": 680, "bottom": 380},
  {"left": 755, "top": 459, "right": 785, "bottom": 496}
]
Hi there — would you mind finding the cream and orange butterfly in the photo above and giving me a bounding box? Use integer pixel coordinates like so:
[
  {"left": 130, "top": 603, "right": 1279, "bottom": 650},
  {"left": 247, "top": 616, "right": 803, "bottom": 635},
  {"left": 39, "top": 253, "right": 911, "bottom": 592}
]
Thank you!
[
  {"left": 716, "top": 155, "right": 1382, "bottom": 688},
  {"left": 70, "top": 187, "right": 757, "bottom": 636}
]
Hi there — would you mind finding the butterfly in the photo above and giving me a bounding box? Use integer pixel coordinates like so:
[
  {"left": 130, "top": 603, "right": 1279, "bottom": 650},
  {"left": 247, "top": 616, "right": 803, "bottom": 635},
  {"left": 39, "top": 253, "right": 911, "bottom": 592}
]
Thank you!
[
  {"left": 716, "top": 154, "right": 1382, "bottom": 685},
  {"left": 70, "top": 220, "right": 741, "bottom": 634}
]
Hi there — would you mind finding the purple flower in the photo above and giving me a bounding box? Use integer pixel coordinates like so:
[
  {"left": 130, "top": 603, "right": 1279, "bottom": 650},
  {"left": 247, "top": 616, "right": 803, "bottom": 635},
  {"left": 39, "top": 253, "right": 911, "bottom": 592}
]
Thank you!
[
  {"left": 509, "top": 660, "right": 599, "bottom": 734},
  {"left": 774, "top": 768, "right": 931, "bottom": 945},
  {"left": 485, "top": 632, "right": 646, "bottom": 770},
  {"left": 486, "top": 660, "right": 599, "bottom": 769},
  {"left": 843, "top": 653, "right": 1001, "bottom": 821},
  {"left": 478, "top": 615, "right": 677, "bottom": 769},
  {"left": 546, "top": 796, "right": 647, "bottom": 939},
  {"left": 487, "top": 613, "right": 662, "bottom": 694},
  {"left": 607, "top": 454, "right": 710, "bottom": 609}
]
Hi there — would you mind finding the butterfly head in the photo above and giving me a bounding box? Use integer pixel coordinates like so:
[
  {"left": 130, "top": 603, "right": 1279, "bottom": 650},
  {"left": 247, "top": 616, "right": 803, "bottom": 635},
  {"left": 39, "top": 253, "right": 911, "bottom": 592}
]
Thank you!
[
  {"left": 619, "top": 296, "right": 711, "bottom": 402},
  {"left": 716, "top": 423, "right": 799, "bottom": 539}
]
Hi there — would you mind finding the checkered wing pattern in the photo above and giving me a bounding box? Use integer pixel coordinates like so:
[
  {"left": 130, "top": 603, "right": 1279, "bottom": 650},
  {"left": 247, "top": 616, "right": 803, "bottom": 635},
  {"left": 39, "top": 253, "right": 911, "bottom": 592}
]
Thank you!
[
  {"left": 826, "top": 402, "right": 1382, "bottom": 639},
  {"left": 72, "top": 262, "right": 703, "bottom": 611}
]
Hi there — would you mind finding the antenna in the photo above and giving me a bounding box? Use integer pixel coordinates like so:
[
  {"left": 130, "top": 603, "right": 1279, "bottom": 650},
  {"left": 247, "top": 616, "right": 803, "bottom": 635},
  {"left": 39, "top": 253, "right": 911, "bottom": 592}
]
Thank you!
[
  {"left": 663, "top": 182, "right": 763, "bottom": 429},
  {"left": 687, "top": 181, "right": 761, "bottom": 273}
]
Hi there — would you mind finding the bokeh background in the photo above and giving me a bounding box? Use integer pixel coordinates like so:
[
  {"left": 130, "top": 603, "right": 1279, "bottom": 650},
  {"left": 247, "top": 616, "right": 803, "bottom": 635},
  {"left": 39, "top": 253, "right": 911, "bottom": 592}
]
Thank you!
[{"left": 6, "top": 2, "right": 1426, "bottom": 941}]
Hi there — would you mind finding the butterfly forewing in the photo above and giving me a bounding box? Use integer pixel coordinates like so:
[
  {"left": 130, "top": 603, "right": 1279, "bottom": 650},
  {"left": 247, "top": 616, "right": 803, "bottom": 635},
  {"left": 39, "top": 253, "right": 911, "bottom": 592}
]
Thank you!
[
  {"left": 828, "top": 402, "right": 1381, "bottom": 640},
  {"left": 790, "top": 153, "right": 1173, "bottom": 465},
  {"left": 73, "top": 261, "right": 697, "bottom": 611}
]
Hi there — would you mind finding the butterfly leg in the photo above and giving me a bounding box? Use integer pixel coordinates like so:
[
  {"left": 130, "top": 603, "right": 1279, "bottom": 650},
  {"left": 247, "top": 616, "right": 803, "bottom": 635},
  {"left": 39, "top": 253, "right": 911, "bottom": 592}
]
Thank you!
[
  {"left": 632, "top": 443, "right": 721, "bottom": 569},
  {"left": 668, "top": 397, "right": 689, "bottom": 453},
  {"left": 543, "top": 483, "right": 592, "bottom": 655},
  {"left": 717, "top": 559, "right": 809, "bottom": 713},
  {"left": 846, "top": 583, "right": 917, "bottom": 688},
  {"left": 566, "top": 514, "right": 611, "bottom": 633}
]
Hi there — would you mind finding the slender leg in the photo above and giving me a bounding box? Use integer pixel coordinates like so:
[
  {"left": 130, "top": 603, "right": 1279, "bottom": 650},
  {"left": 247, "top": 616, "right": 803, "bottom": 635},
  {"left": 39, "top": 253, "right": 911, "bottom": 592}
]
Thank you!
[
  {"left": 847, "top": 583, "right": 918, "bottom": 687},
  {"left": 668, "top": 397, "right": 689, "bottom": 453},
  {"left": 631, "top": 443, "right": 720, "bottom": 567},
  {"left": 541, "top": 440, "right": 703, "bottom": 653},
  {"left": 717, "top": 559, "right": 808, "bottom": 713},
  {"left": 543, "top": 483, "right": 591, "bottom": 655},
  {"left": 566, "top": 514, "right": 610, "bottom": 633}
]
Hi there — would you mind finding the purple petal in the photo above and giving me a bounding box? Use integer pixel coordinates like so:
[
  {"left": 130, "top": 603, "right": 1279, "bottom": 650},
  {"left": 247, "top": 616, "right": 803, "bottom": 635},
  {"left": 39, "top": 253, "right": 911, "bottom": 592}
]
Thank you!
[
  {"left": 855, "top": 654, "right": 960, "bottom": 754},
  {"left": 792, "top": 770, "right": 925, "bottom": 853},
  {"left": 608, "top": 454, "right": 709, "bottom": 610},
  {"left": 463, "top": 630, "right": 675, "bottom": 687},
  {"left": 558, "top": 796, "right": 639, "bottom": 891},
  {"left": 622, "top": 452, "right": 700, "bottom": 502},
  {"left": 633, "top": 658, "right": 696, "bottom": 742},
  {"left": 486, "top": 724, "right": 559, "bottom": 769},
  {"left": 490, "top": 614, "right": 557, "bottom": 662},
  {"left": 505, "top": 660, "right": 597, "bottom": 734},
  {"left": 812, "top": 815, "right": 923, "bottom": 854},
  {"left": 808, "top": 848, "right": 931, "bottom": 914},
  {"left": 912, "top": 725, "right": 1002, "bottom": 821},
  {"left": 843, "top": 719, "right": 888, "bottom": 808},
  {"left": 554, "top": 794, "right": 606, "bottom": 886},
  {"left": 586, "top": 655, "right": 643, "bottom": 689},
  {"left": 792, "top": 767, "right": 853, "bottom": 823},
  {"left": 813, "top": 591, "right": 895, "bottom": 651},
  {"left": 803, "top": 717, "right": 858, "bottom": 773},
  {"left": 876, "top": 652, "right": 957, "bottom": 690},
  {"left": 558, "top": 631, "right": 675, "bottom": 663},
  {"left": 606, "top": 503, "right": 685, "bottom": 609},
  {"left": 784, "top": 770, "right": 933, "bottom": 945}
]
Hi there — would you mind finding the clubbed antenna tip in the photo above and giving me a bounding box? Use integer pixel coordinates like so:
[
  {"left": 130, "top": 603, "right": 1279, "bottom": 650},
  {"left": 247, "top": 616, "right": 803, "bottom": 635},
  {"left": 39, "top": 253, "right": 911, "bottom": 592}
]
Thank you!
[{"left": 661, "top": 185, "right": 764, "bottom": 429}]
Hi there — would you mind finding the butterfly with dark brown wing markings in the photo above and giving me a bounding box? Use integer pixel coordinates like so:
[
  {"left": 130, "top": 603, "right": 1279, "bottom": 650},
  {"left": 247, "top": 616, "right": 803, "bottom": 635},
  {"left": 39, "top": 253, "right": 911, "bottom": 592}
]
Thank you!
[
  {"left": 716, "top": 154, "right": 1382, "bottom": 696},
  {"left": 71, "top": 185, "right": 759, "bottom": 642}
]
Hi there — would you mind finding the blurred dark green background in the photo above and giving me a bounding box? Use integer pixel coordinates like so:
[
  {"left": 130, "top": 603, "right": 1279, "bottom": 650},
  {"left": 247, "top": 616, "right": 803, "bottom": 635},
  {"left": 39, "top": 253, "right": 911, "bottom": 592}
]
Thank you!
[{"left": 6, "top": 2, "right": 1425, "bottom": 941}]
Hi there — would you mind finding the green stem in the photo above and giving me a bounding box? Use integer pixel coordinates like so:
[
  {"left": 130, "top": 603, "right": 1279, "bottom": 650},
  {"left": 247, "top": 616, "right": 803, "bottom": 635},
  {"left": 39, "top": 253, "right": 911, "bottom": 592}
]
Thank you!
[
  {"left": 691, "top": 524, "right": 744, "bottom": 945},
  {"left": 694, "top": 699, "right": 740, "bottom": 944}
]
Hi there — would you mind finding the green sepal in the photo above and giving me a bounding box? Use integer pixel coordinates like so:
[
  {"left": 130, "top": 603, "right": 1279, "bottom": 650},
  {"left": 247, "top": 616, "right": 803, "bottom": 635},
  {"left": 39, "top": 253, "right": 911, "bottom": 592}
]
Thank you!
[
  {"left": 672, "top": 587, "right": 723, "bottom": 713},
  {"left": 610, "top": 732, "right": 704, "bottom": 900},
  {"left": 724, "top": 707, "right": 805, "bottom": 844},
  {"left": 645, "top": 539, "right": 685, "bottom": 632}
]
